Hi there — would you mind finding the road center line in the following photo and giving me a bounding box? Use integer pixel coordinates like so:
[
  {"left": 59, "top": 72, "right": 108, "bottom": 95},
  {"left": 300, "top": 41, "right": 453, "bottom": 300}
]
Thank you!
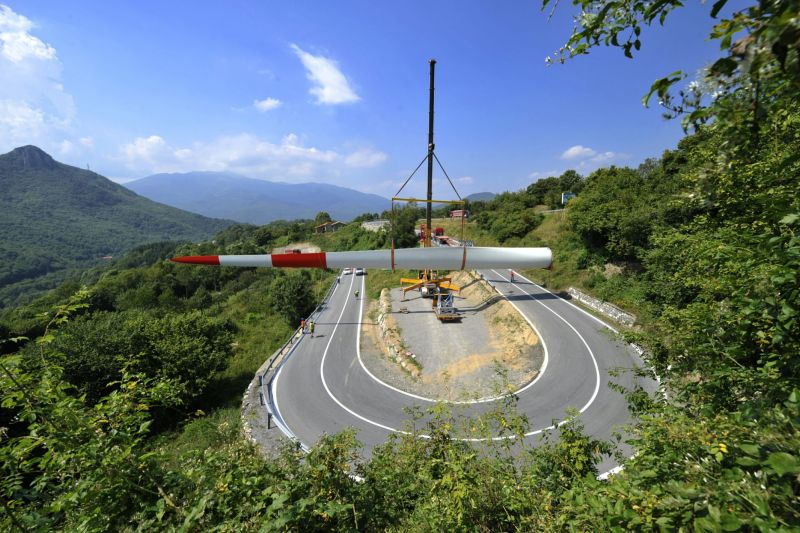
[
  {"left": 318, "top": 273, "right": 410, "bottom": 434},
  {"left": 491, "top": 269, "right": 600, "bottom": 418},
  {"left": 308, "top": 270, "right": 602, "bottom": 441}
]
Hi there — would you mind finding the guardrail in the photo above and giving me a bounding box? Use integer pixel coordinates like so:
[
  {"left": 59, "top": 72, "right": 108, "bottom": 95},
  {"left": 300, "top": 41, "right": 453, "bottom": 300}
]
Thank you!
[{"left": 256, "top": 272, "right": 341, "bottom": 447}]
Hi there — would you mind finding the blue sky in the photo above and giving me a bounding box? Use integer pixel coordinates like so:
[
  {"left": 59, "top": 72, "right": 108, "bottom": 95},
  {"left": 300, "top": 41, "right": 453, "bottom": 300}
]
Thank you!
[{"left": 1, "top": 1, "right": 725, "bottom": 197}]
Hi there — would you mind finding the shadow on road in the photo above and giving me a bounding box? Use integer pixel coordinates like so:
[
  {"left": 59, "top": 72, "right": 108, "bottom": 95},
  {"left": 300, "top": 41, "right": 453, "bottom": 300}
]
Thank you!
[
  {"left": 312, "top": 322, "right": 376, "bottom": 326},
  {"left": 505, "top": 292, "right": 562, "bottom": 302},
  {"left": 458, "top": 293, "right": 504, "bottom": 312}
]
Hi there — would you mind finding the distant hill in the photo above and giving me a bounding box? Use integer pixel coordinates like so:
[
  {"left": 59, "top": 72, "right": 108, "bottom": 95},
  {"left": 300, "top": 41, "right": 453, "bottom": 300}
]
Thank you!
[
  {"left": 125, "top": 172, "right": 390, "bottom": 224},
  {"left": 0, "top": 146, "right": 231, "bottom": 308},
  {"left": 466, "top": 192, "right": 496, "bottom": 202}
]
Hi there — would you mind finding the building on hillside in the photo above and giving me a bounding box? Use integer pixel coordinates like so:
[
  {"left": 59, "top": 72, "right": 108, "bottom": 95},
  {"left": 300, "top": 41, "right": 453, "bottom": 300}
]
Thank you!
[
  {"left": 314, "top": 221, "right": 346, "bottom": 234},
  {"left": 561, "top": 192, "right": 576, "bottom": 205},
  {"left": 450, "top": 209, "right": 469, "bottom": 219},
  {"left": 360, "top": 219, "right": 390, "bottom": 232}
]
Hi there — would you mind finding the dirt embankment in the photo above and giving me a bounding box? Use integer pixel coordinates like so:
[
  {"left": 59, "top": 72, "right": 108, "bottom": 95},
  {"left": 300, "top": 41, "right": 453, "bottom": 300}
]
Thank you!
[
  {"left": 437, "top": 271, "right": 540, "bottom": 383},
  {"left": 360, "top": 270, "right": 544, "bottom": 401}
]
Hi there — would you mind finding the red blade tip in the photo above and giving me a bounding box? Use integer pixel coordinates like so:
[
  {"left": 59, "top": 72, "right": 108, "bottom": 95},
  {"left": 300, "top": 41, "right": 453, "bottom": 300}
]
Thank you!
[{"left": 170, "top": 255, "right": 220, "bottom": 265}]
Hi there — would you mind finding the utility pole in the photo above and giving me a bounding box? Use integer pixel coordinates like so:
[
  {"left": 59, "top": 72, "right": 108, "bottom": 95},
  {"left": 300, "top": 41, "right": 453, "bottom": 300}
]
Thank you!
[{"left": 425, "top": 58, "right": 436, "bottom": 247}]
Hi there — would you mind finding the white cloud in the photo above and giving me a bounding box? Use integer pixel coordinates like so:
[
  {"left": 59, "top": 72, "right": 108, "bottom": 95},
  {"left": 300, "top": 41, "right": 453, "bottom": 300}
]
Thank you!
[
  {"left": 0, "top": 99, "right": 45, "bottom": 140},
  {"left": 0, "top": 5, "right": 83, "bottom": 154},
  {"left": 456, "top": 176, "right": 474, "bottom": 184},
  {"left": 0, "top": 4, "right": 26, "bottom": 31},
  {"left": 119, "top": 132, "right": 345, "bottom": 180},
  {"left": 529, "top": 147, "right": 629, "bottom": 185},
  {"left": 253, "top": 97, "right": 282, "bottom": 112},
  {"left": 122, "top": 135, "right": 171, "bottom": 165},
  {"left": 528, "top": 170, "right": 559, "bottom": 181},
  {"left": 0, "top": 5, "right": 56, "bottom": 63},
  {"left": 589, "top": 151, "right": 618, "bottom": 164},
  {"left": 559, "top": 144, "right": 628, "bottom": 167},
  {"left": 1, "top": 26, "right": 56, "bottom": 62},
  {"left": 79, "top": 136, "right": 94, "bottom": 148},
  {"left": 290, "top": 44, "right": 360, "bottom": 105},
  {"left": 561, "top": 145, "right": 596, "bottom": 160},
  {"left": 344, "top": 148, "right": 387, "bottom": 168}
]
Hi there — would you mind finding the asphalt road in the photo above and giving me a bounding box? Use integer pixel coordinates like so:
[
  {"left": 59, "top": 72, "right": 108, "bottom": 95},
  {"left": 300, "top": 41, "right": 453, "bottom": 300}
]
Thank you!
[{"left": 269, "top": 269, "right": 658, "bottom": 473}]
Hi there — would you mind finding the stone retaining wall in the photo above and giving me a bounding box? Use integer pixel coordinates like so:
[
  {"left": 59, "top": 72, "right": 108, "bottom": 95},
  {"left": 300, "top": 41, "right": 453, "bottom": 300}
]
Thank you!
[
  {"left": 567, "top": 287, "right": 636, "bottom": 326},
  {"left": 376, "top": 288, "right": 421, "bottom": 378}
]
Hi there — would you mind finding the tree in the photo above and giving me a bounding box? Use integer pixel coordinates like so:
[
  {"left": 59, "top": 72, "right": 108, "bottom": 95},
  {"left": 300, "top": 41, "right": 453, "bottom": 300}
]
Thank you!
[
  {"left": 473, "top": 191, "right": 545, "bottom": 243},
  {"left": 253, "top": 225, "right": 276, "bottom": 247},
  {"left": 390, "top": 204, "right": 420, "bottom": 248},
  {"left": 526, "top": 175, "right": 560, "bottom": 205},
  {"left": 50, "top": 309, "right": 233, "bottom": 405},
  {"left": 287, "top": 222, "right": 309, "bottom": 242},
  {"left": 545, "top": 0, "right": 800, "bottom": 135},
  {"left": 267, "top": 270, "right": 315, "bottom": 325},
  {"left": 569, "top": 167, "right": 659, "bottom": 260},
  {"left": 490, "top": 208, "right": 543, "bottom": 242},
  {"left": 314, "top": 211, "right": 332, "bottom": 225},
  {"left": 526, "top": 170, "right": 585, "bottom": 208},
  {"left": 549, "top": 0, "right": 800, "bottom": 455},
  {"left": 352, "top": 212, "right": 379, "bottom": 223}
]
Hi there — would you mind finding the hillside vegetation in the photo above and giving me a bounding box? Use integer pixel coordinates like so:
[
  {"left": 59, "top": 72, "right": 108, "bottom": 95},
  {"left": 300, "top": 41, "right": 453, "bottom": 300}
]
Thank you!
[
  {"left": 2, "top": 0, "right": 800, "bottom": 529},
  {"left": 0, "top": 146, "right": 232, "bottom": 309}
]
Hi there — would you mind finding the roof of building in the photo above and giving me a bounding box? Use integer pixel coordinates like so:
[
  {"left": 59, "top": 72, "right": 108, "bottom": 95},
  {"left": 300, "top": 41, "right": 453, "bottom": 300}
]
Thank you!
[{"left": 314, "top": 220, "right": 345, "bottom": 228}]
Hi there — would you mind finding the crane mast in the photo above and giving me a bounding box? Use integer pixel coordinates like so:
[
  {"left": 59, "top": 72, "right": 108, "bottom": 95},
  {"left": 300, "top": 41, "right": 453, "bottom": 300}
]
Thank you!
[{"left": 425, "top": 59, "right": 436, "bottom": 247}]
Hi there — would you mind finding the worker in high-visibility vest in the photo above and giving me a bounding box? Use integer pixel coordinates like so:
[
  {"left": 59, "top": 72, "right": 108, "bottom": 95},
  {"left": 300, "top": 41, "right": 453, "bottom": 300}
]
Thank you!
[{"left": 309, "top": 320, "right": 315, "bottom": 338}]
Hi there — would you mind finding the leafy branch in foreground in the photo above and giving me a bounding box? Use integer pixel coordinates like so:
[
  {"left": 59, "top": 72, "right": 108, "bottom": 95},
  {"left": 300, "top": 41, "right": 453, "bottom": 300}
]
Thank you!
[
  {"left": 546, "top": 0, "right": 799, "bottom": 130},
  {"left": 1, "top": 296, "right": 185, "bottom": 531}
]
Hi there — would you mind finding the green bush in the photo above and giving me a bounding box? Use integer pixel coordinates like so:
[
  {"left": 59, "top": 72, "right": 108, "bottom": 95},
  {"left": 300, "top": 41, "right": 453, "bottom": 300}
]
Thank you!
[{"left": 50, "top": 309, "right": 234, "bottom": 405}]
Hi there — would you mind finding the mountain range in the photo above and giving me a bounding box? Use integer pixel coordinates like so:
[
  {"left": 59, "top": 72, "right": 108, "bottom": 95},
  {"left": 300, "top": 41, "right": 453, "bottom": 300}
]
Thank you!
[
  {"left": 465, "top": 192, "right": 496, "bottom": 202},
  {"left": 0, "top": 146, "right": 231, "bottom": 308},
  {"left": 124, "top": 172, "right": 390, "bottom": 224}
]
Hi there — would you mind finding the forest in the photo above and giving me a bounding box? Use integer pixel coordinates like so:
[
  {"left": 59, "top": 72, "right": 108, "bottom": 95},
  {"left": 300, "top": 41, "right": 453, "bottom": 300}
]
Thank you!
[
  {"left": 2, "top": 0, "right": 799, "bottom": 530},
  {"left": 0, "top": 146, "right": 229, "bottom": 309}
]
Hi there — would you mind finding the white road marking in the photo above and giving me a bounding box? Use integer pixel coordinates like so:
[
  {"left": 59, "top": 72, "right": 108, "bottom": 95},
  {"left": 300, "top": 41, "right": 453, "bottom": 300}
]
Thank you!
[
  {"left": 505, "top": 271, "right": 658, "bottom": 480},
  {"left": 272, "top": 267, "right": 647, "bottom": 478},
  {"left": 512, "top": 271, "right": 662, "bottom": 387},
  {"left": 318, "top": 273, "right": 409, "bottom": 434},
  {"left": 353, "top": 274, "right": 550, "bottom": 404},
  {"left": 491, "top": 269, "right": 600, "bottom": 419},
  {"left": 271, "top": 339, "right": 310, "bottom": 451},
  {"left": 513, "top": 271, "right": 620, "bottom": 334},
  {"left": 304, "top": 269, "right": 602, "bottom": 441},
  {"left": 271, "top": 268, "right": 348, "bottom": 449}
]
